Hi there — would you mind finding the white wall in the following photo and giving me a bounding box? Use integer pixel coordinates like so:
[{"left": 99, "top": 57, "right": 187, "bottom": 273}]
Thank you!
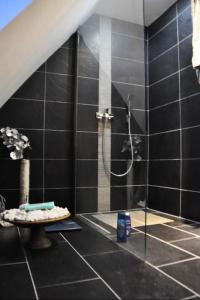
[{"left": 0, "top": 0, "right": 98, "bottom": 109}]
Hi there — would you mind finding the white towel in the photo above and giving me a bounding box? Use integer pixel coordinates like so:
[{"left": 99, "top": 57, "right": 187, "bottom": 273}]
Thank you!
[{"left": 192, "top": 0, "right": 200, "bottom": 83}]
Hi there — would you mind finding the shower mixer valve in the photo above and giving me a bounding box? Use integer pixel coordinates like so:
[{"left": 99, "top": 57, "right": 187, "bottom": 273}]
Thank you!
[{"left": 96, "top": 108, "right": 114, "bottom": 121}]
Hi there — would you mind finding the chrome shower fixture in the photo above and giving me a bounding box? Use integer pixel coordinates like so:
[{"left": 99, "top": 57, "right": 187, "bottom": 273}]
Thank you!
[{"left": 96, "top": 108, "right": 114, "bottom": 121}]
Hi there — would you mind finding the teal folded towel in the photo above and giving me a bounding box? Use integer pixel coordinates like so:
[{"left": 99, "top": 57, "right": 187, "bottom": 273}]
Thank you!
[{"left": 20, "top": 202, "right": 55, "bottom": 211}]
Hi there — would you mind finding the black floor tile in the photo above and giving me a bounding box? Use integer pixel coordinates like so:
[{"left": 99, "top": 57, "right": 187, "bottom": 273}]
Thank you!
[
  {"left": 63, "top": 220, "right": 120, "bottom": 256},
  {"left": 177, "top": 225, "right": 200, "bottom": 236},
  {"left": 115, "top": 233, "right": 192, "bottom": 266},
  {"left": 26, "top": 242, "right": 95, "bottom": 287},
  {"left": 0, "top": 227, "right": 25, "bottom": 264},
  {"left": 173, "top": 237, "right": 200, "bottom": 256},
  {"left": 138, "top": 224, "right": 193, "bottom": 242},
  {"left": 38, "top": 279, "right": 117, "bottom": 300},
  {"left": 161, "top": 259, "right": 200, "bottom": 294},
  {"left": 86, "top": 251, "right": 192, "bottom": 299},
  {"left": 0, "top": 263, "right": 36, "bottom": 299}
]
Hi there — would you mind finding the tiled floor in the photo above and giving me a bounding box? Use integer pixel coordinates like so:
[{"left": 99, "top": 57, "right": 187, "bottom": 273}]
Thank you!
[{"left": 1, "top": 210, "right": 200, "bottom": 299}]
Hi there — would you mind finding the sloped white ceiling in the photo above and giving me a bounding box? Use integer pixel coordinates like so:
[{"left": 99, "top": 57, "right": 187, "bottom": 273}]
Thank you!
[
  {"left": 95, "top": 0, "right": 177, "bottom": 26},
  {"left": 0, "top": 0, "right": 98, "bottom": 109}
]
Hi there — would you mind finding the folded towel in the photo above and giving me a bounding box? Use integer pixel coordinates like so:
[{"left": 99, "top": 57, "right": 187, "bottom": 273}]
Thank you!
[
  {"left": 192, "top": 0, "right": 200, "bottom": 83},
  {"left": 19, "top": 202, "right": 55, "bottom": 211}
]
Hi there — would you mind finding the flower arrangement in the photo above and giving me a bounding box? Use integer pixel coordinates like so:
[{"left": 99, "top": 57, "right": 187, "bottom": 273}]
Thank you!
[{"left": 0, "top": 127, "right": 31, "bottom": 160}]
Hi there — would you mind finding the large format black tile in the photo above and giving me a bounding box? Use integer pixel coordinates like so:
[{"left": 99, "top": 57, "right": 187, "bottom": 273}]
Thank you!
[
  {"left": 45, "top": 188, "right": 74, "bottom": 212},
  {"left": 148, "top": 4, "right": 176, "bottom": 38},
  {"left": 178, "top": 6, "right": 192, "bottom": 42},
  {"left": 76, "top": 160, "right": 98, "bottom": 187},
  {"left": 46, "top": 74, "right": 75, "bottom": 102},
  {"left": 77, "top": 104, "right": 97, "bottom": 132},
  {"left": 78, "top": 51, "right": 99, "bottom": 79},
  {"left": 0, "top": 99, "right": 44, "bottom": 129},
  {"left": 111, "top": 82, "right": 145, "bottom": 110},
  {"left": 179, "top": 35, "right": 192, "bottom": 69},
  {"left": 46, "top": 48, "right": 75, "bottom": 75},
  {"left": 78, "top": 77, "right": 99, "bottom": 105},
  {"left": 149, "top": 102, "right": 180, "bottom": 133},
  {"left": 86, "top": 251, "right": 192, "bottom": 299},
  {"left": 148, "top": 186, "right": 180, "bottom": 216},
  {"left": 0, "top": 159, "right": 42, "bottom": 191},
  {"left": 45, "top": 131, "right": 73, "bottom": 159},
  {"left": 26, "top": 242, "right": 95, "bottom": 287},
  {"left": 180, "top": 67, "right": 200, "bottom": 99},
  {"left": 29, "top": 160, "right": 43, "bottom": 188},
  {"left": 0, "top": 159, "right": 20, "bottom": 189},
  {"left": 149, "top": 20, "right": 177, "bottom": 61},
  {"left": 112, "top": 108, "right": 146, "bottom": 134},
  {"left": 0, "top": 263, "right": 35, "bottom": 299},
  {"left": 181, "top": 94, "right": 200, "bottom": 128},
  {"left": 21, "top": 129, "right": 43, "bottom": 159},
  {"left": 112, "top": 19, "right": 144, "bottom": 39},
  {"left": 44, "top": 160, "right": 73, "bottom": 188},
  {"left": 139, "top": 224, "right": 193, "bottom": 242},
  {"left": 177, "top": 0, "right": 191, "bottom": 13},
  {"left": 119, "top": 232, "right": 192, "bottom": 266},
  {"left": 12, "top": 72, "right": 45, "bottom": 100},
  {"left": 173, "top": 238, "right": 200, "bottom": 256},
  {"left": 0, "top": 189, "right": 20, "bottom": 209},
  {"left": 112, "top": 57, "right": 145, "bottom": 85},
  {"left": 75, "top": 187, "right": 97, "bottom": 214},
  {"left": 76, "top": 132, "right": 98, "bottom": 159},
  {"left": 111, "top": 161, "right": 147, "bottom": 186},
  {"left": 111, "top": 186, "right": 146, "bottom": 210},
  {"left": 161, "top": 259, "right": 200, "bottom": 294},
  {"left": 111, "top": 134, "right": 147, "bottom": 160},
  {"left": 182, "top": 160, "right": 200, "bottom": 191},
  {"left": 149, "top": 160, "right": 180, "bottom": 188},
  {"left": 112, "top": 33, "right": 144, "bottom": 62},
  {"left": 149, "top": 47, "right": 178, "bottom": 84},
  {"left": 182, "top": 127, "right": 200, "bottom": 159},
  {"left": 149, "top": 131, "right": 180, "bottom": 159},
  {"left": 0, "top": 227, "right": 25, "bottom": 264},
  {"left": 45, "top": 102, "right": 74, "bottom": 130},
  {"left": 149, "top": 73, "right": 179, "bottom": 109},
  {"left": 182, "top": 191, "right": 200, "bottom": 221},
  {"left": 177, "top": 225, "right": 200, "bottom": 236},
  {"left": 63, "top": 220, "right": 119, "bottom": 256},
  {"left": 29, "top": 189, "right": 44, "bottom": 204},
  {"left": 38, "top": 279, "right": 117, "bottom": 300}
]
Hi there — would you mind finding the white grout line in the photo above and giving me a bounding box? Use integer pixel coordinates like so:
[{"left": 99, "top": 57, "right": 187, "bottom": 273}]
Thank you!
[
  {"left": 0, "top": 261, "right": 26, "bottom": 267},
  {"left": 182, "top": 295, "right": 199, "bottom": 300},
  {"left": 112, "top": 80, "right": 145, "bottom": 87},
  {"left": 169, "top": 236, "right": 200, "bottom": 244},
  {"left": 146, "top": 260, "right": 200, "bottom": 298},
  {"left": 149, "top": 4, "right": 191, "bottom": 42},
  {"left": 149, "top": 65, "right": 192, "bottom": 87},
  {"left": 112, "top": 31, "right": 145, "bottom": 41},
  {"left": 148, "top": 208, "right": 200, "bottom": 226},
  {"left": 112, "top": 55, "right": 144, "bottom": 64},
  {"left": 80, "top": 214, "right": 111, "bottom": 234},
  {"left": 59, "top": 233, "right": 121, "bottom": 300},
  {"left": 157, "top": 257, "right": 198, "bottom": 268},
  {"left": 162, "top": 223, "right": 200, "bottom": 238},
  {"left": 134, "top": 227, "right": 198, "bottom": 258},
  {"left": 38, "top": 277, "right": 99, "bottom": 290},
  {"left": 17, "top": 228, "right": 39, "bottom": 300},
  {"left": 98, "top": 225, "right": 200, "bottom": 298},
  {"left": 83, "top": 250, "right": 124, "bottom": 257}
]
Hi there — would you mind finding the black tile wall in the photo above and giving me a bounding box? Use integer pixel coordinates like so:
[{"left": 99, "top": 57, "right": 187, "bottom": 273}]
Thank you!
[
  {"left": 0, "top": 34, "right": 76, "bottom": 212},
  {"left": 148, "top": 0, "right": 200, "bottom": 221}
]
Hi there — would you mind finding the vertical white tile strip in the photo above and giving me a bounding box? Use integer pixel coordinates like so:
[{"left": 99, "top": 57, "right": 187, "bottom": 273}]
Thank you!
[{"left": 98, "top": 16, "right": 112, "bottom": 212}]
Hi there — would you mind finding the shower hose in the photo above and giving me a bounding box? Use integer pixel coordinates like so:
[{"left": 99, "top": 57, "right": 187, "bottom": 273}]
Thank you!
[{"left": 102, "top": 95, "right": 134, "bottom": 177}]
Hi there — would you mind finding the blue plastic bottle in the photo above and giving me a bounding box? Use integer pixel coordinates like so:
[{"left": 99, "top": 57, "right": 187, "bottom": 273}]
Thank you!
[
  {"left": 117, "top": 212, "right": 127, "bottom": 242},
  {"left": 125, "top": 212, "right": 131, "bottom": 237}
]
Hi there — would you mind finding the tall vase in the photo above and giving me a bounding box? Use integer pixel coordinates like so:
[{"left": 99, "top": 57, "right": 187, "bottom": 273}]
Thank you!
[{"left": 19, "top": 159, "right": 30, "bottom": 205}]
